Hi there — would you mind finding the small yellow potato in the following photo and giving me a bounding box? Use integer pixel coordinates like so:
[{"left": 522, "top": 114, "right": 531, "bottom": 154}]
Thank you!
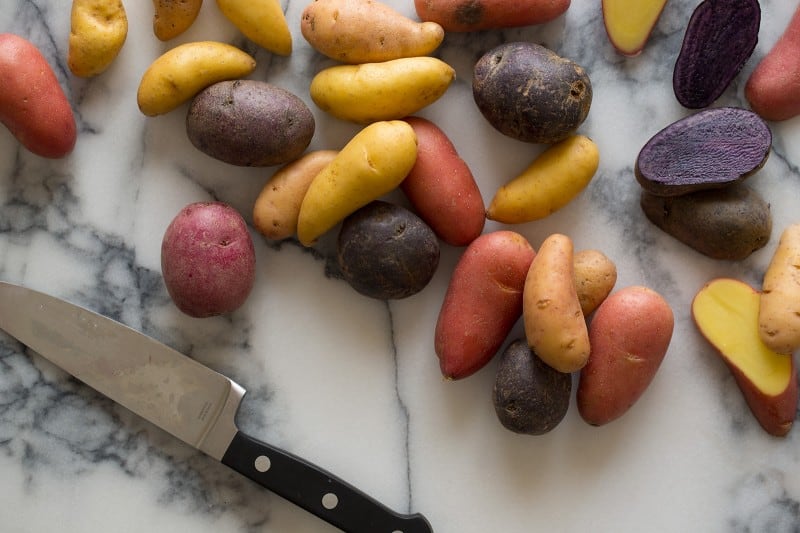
[
  {"left": 524, "top": 233, "right": 591, "bottom": 373},
  {"left": 487, "top": 135, "right": 600, "bottom": 224},
  {"left": 574, "top": 249, "right": 617, "bottom": 316},
  {"left": 759, "top": 223, "right": 800, "bottom": 354},
  {"left": 152, "top": 0, "right": 203, "bottom": 41},
  {"left": 253, "top": 150, "right": 338, "bottom": 240},
  {"left": 297, "top": 121, "right": 418, "bottom": 246},
  {"left": 301, "top": 0, "right": 444, "bottom": 64},
  {"left": 217, "top": 0, "right": 292, "bottom": 56},
  {"left": 136, "top": 41, "right": 256, "bottom": 116},
  {"left": 309, "top": 57, "right": 455, "bottom": 124},
  {"left": 68, "top": 0, "right": 128, "bottom": 77}
]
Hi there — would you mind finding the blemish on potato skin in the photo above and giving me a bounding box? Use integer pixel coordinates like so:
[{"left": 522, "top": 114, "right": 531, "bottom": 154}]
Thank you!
[{"left": 454, "top": 0, "right": 484, "bottom": 26}]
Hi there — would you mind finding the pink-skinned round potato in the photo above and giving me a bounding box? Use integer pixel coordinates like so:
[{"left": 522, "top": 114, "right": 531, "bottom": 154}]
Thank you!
[
  {"left": 161, "top": 202, "right": 256, "bottom": 318},
  {"left": 577, "top": 286, "right": 674, "bottom": 426}
]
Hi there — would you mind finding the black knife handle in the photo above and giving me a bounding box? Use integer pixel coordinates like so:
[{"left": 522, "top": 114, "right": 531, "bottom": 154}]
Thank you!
[{"left": 221, "top": 431, "right": 433, "bottom": 533}]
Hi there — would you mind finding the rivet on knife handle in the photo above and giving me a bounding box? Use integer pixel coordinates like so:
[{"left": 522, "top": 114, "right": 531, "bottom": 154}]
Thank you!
[{"left": 221, "top": 431, "right": 433, "bottom": 533}]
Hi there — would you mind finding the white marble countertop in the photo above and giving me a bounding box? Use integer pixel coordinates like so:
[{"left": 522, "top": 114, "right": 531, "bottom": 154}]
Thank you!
[{"left": 2, "top": 1, "right": 799, "bottom": 532}]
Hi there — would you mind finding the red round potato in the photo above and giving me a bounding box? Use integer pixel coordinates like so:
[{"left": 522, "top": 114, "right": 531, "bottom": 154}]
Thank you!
[
  {"left": 0, "top": 33, "right": 76, "bottom": 158},
  {"left": 435, "top": 230, "right": 535, "bottom": 379},
  {"left": 161, "top": 202, "right": 256, "bottom": 318},
  {"left": 415, "top": 0, "right": 570, "bottom": 32},
  {"left": 577, "top": 286, "right": 674, "bottom": 426},
  {"left": 401, "top": 116, "right": 484, "bottom": 246}
]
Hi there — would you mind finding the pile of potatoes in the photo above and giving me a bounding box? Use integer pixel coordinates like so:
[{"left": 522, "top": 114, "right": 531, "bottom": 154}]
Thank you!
[{"left": 16, "top": 0, "right": 800, "bottom": 437}]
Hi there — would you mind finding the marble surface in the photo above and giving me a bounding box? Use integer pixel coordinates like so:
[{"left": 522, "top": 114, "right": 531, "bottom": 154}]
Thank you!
[{"left": 1, "top": 1, "right": 800, "bottom": 532}]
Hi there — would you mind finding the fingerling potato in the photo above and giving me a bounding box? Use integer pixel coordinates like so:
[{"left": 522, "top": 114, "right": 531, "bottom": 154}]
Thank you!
[{"left": 68, "top": 0, "right": 128, "bottom": 77}]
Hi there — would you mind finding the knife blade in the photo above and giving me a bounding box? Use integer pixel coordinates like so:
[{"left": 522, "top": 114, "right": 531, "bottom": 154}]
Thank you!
[{"left": 0, "top": 281, "right": 433, "bottom": 533}]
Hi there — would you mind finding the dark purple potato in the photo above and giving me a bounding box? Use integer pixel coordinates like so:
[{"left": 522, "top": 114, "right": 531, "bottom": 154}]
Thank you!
[
  {"left": 337, "top": 201, "right": 440, "bottom": 300},
  {"left": 641, "top": 185, "right": 772, "bottom": 260},
  {"left": 635, "top": 107, "right": 771, "bottom": 197},
  {"left": 492, "top": 339, "right": 571, "bottom": 435},
  {"left": 673, "top": 0, "right": 760, "bottom": 109},
  {"left": 472, "top": 42, "right": 592, "bottom": 144}
]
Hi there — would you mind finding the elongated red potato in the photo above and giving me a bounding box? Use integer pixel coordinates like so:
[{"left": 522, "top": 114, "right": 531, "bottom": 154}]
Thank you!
[
  {"left": 0, "top": 34, "right": 76, "bottom": 158},
  {"left": 415, "top": 0, "right": 570, "bottom": 32},
  {"left": 577, "top": 286, "right": 674, "bottom": 426},
  {"left": 401, "top": 116, "right": 484, "bottom": 247},
  {"left": 745, "top": 5, "right": 800, "bottom": 121},
  {"left": 435, "top": 231, "right": 535, "bottom": 379}
]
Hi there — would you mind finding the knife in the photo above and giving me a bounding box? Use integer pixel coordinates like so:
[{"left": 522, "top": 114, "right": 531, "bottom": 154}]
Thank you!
[{"left": 0, "top": 281, "right": 433, "bottom": 533}]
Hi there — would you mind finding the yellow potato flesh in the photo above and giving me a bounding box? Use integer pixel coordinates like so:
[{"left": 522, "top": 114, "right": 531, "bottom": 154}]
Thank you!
[
  {"left": 216, "top": 0, "right": 292, "bottom": 56},
  {"left": 693, "top": 278, "right": 792, "bottom": 396},
  {"left": 136, "top": 41, "right": 256, "bottom": 116},
  {"left": 602, "top": 0, "right": 668, "bottom": 56},
  {"left": 297, "top": 121, "right": 418, "bottom": 246},
  {"left": 68, "top": 0, "right": 128, "bottom": 77},
  {"left": 487, "top": 135, "right": 599, "bottom": 224},
  {"left": 309, "top": 57, "right": 455, "bottom": 124}
]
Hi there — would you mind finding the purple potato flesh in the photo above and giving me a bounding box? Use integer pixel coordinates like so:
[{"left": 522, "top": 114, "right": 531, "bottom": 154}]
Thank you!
[
  {"left": 635, "top": 107, "right": 771, "bottom": 197},
  {"left": 673, "top": 0, "right": 760, "bottom": 109}
]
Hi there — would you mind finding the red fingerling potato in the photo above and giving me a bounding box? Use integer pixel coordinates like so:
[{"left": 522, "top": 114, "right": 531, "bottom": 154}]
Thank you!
[
  {"left": 435, "top": 231, "right": 535, "bottom": 379},
  {"left": 401, "top": 116, "right": 485, "bottom": 246},
  {"left": 745, "top": 5, "right": 800, "bottom": 121},
  {"left": 577, "top": 286, "right": 674, "bottom": 426},
  {"left": 415, "top": 0, "right": 570, "bottom": 32},
  {"left": 0, "top": 34, "right": 76, "bottom": 158}
]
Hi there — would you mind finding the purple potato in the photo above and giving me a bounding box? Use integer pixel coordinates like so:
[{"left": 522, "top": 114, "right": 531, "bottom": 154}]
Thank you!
[
  {"left": 673, "top": 0, "right": 760, "bottom": 109},
  {"left": 492, "top": 339, "right": 571, "bottom": 435},
  {"left": 635, "top": 107, "right": 771, "bottom": 197},
  {"left": 472, "top": 42, "right": 592, "bottom": 144},
  {"left": 641, "top": 185, "right": 772, "bottom": 260},
  {"left": 337, "top": 201, "right": 440, "bottom": 300}
]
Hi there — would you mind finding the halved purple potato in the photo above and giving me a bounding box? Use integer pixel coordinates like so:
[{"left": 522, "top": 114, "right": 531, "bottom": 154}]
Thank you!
[
  {"left": 673, "top": 0, "right": 760, "bottom": 109},
  {"left": 635, "top": 107, "right": 771, "bottom": 197}
]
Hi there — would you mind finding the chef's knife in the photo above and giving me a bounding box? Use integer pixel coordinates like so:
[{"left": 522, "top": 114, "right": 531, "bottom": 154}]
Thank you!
[{"left": 0, "top": 281, "right": 432, "bottom": 533}]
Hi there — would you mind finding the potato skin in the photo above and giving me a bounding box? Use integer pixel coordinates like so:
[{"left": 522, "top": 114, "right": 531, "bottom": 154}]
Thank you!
[
  {"left": 253, "top": 150, "right": 338, "bottom": 240},
  {"left": 745, "top": 5, "right": 800, "bottom": 120},
  {"left": 415, "top": 0, "right": 570, "bottom": 32},
  {"left": 487, "top": 135, "right": 599, "bottom": 223},
  {"left": 337, "top": 201, "right": 440, "bottom": 300},
  {"left": 152, "top": 0, "right": 203, "bottom": 41},
  {"left": 217, "top": 0, "right": 292, "bottom": 56},
  {"left": 186, "top": 80, "right": 315, "bottom": 167},
  {"left": 574, "top": 249, "right": 617, "bottom": 316},
  {"left": 523, "top": 233, "right": 590, "bottom": 373},
  {"left": 435, "top": 231, "right": 535, "bottom": 379},
  {"left": 492, "top": 339, "right": 572, "bottom": 435},
  {"left": 68, "top": 0, "right": 128, "bottom": 78},
  {"left": 473, "top": 42, "right": 591, "bottom": 144},
  {"left": 297, "top": 121, "right": 418, "bottom": 246},
  {"left": 301, "top": 0, "right": 444, "bottom": 64},
  {"left": 0, "top": 34, "right": 77, "bottom": 158},
  {"left": 577, "top": 286, "right": 674, "bottom": 426},
  {"left": 759, "top": 224, "right": 800, "bottom": 354},
  {"left": 640, "top": 186, "right": 771, "bottom": 260},
  {"left": 310, "top": 57, "right": 455, "bottom": 124},
  {"left": 161, "top": 202, "right": 256, "bottom": 318},
  {"left": 137, "top": 41, "right": 256, "bottom": 116},
  {"left": 401, "top": 116, "right": 484, "bottom": 246}
]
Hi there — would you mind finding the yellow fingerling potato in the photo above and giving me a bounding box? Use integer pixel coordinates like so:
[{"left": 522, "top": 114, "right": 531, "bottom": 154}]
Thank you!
[
  {"left": 301, "top": 0, "right": 444, "bottom": 64},
  {"left": 297, "top": 121, "right": 418, "bottom": 246},
  {"left": 253, "top": 150, "right": 338, "bottom": 241},
  {"left": 68, "top": 0, "right": 128, "bottom": 77},
  {"left": 759, "top": 223, "right": 800, "bottom": 354},
  {"left": 487, "top": 135, "right": 600, "bottom": 224},
  {"left": 309, "top": 57, "right": 455, "bottom": 124},
  {"left": 217, "top": 0, "right": 292, "bottom": 56},
  {"left": 524, "top": 233, "right": 591, "bottom": 373},
  {"left": 152, "top": 0, "right": 203, "bottom": 41},
  {"left": 574, "top": 249, "right": 617, "bottom": 316},
  {"left": 137, "top": 41, "right": 256, "bottom": 116}
]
